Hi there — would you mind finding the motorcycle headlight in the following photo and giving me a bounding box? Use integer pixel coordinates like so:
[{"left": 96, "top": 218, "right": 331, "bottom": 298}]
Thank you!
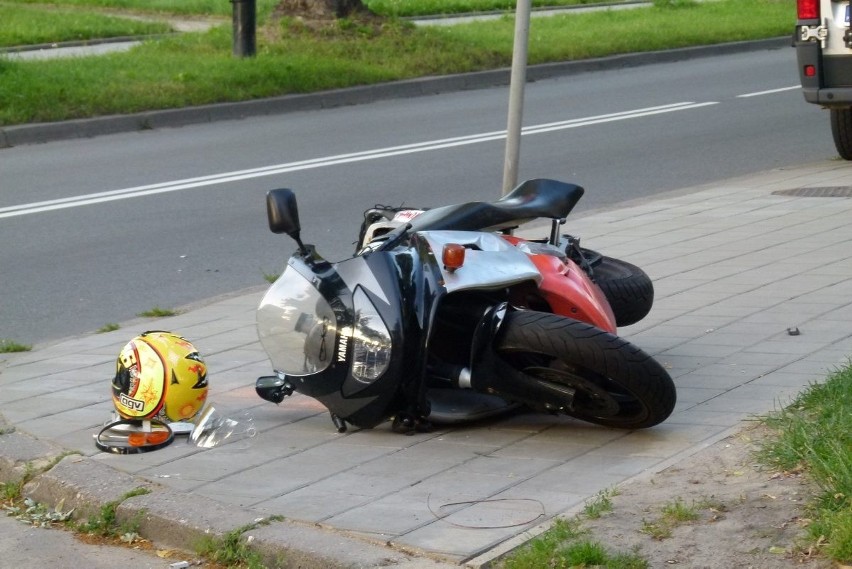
[{"left": 351, "top": 288, "right": 392, "bottom": 383}]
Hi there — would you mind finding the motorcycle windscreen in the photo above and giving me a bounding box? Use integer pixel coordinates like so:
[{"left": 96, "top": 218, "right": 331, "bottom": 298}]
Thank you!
[{"left": 257, "top": 265, "right": 337, "bottom": 376}]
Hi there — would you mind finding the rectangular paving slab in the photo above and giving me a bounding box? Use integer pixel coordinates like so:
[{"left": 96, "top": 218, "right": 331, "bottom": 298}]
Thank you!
[{"left": 2, "top": 161, "right": 852, "bottom": 565}]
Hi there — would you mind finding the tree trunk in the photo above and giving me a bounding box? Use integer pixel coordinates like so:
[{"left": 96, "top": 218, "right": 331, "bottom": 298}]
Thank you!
[
  {"left": 275, "top": 0, "right": 369, "bottom": 19},
  {"left": 331, "top": 0, "right": 366, "bottom": 17}
]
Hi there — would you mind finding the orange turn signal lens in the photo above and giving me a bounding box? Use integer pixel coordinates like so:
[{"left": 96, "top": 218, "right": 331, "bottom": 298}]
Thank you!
[
  {"left": 127, "top": 430, "right": 170, "bottom": 447},
  {"left": 146, "top": 431, "right": 171, "bottom": 445},
  {"left": 127, "top": 432, "right": 147, "bottom": 447},
  {"left": 442, "top": 243, "right": 466, "bottom": 271}
]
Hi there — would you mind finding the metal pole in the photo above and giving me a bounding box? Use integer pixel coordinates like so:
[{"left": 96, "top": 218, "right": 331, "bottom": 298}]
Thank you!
[
  {"left": 501, "top": 0, "right": 532, "bottom": 195},
  {"left": 232, "top": 0, "right": 256, "bottom": 58}
]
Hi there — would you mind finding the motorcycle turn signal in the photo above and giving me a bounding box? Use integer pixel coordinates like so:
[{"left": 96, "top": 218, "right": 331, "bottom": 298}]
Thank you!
[{"left": 442, "top": 243, "right": 466, "bottom": 271}]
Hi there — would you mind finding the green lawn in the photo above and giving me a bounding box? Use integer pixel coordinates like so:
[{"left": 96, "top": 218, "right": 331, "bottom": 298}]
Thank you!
[
  {"left": 367, "top": 0, "right": 619, "bottom": 17},
  {"left": 0, "top": 3, "right": 172, "bottom": 46},
  {"left": 0, "top": 0, "right": 279, "bottom": 17},
  {"left": 0, "top": 0, "right": 631, "bottom": 18},
  {"left": 0, "top": 0, "right": 795, "bottom": 125},
  {"left": 760, "top": 366, "right": 852, "bottom": 563}
]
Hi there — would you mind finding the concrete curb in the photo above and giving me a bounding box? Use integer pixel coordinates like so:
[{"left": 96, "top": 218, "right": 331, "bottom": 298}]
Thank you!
[
  {"left": 1, "top": 427, "right": 453, "bottom": 568},
  {"left": 0, "top": 37, "right": 789, "bottom": 148},
  {"left": 0, "top": 34, "right": 175, "bottom": 54},
  {"left": 0, "top": 425, "right": 66, "bottom": 481}
]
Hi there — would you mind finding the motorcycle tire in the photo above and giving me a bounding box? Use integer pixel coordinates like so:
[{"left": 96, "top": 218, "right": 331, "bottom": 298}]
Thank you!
[
  {"left": 495, "top": 310, "right": 676, "bottom": 429},
  {"left": 583, "top": 250, "right": 654, "bottom": 327}
]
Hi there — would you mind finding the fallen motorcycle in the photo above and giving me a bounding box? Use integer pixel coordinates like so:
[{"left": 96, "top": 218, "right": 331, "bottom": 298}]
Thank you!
[{"left": 255, "top": 179, "right": 676, "bottom": 433}]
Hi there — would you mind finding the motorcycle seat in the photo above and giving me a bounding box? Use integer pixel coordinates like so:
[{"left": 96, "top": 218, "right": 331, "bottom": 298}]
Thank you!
[{"left": 407, "top": 178, "right": 585, "bottom": 233}]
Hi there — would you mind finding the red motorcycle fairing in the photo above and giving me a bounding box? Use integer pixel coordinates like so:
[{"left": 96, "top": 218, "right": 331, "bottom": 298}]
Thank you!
[{"left": 502, "top": 235, "right": 617, "bottom": 333}]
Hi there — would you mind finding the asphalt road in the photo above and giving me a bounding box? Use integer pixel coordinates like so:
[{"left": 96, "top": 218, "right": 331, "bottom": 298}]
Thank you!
[
  {"left": 0, "top": 514, "right": 181, "bottom": 569},
  {"left": 0, "top": 46, "right": 837, "bottom": 346}
]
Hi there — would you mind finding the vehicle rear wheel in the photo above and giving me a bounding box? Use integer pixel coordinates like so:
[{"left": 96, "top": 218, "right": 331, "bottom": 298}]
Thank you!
[
  {"left": 495, "top": 310, "right": 676, "bottom": 429},
  {"left": 586, "top": 252, "right": 654, "bottom": 327},
  {"left": 830, "top": 108, "right": 852, "bottom": 160}
]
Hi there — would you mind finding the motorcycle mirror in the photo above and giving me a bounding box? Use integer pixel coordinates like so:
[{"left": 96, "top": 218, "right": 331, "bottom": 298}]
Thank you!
[
  {"left": 256, "top": 374, "right": 294, "bottom": 404},
  {"left": 267, "top": 189, "right": 307, "bottom": 253},
  {"left": 267, "top": 188, "right": 300, "bottom": 234}
]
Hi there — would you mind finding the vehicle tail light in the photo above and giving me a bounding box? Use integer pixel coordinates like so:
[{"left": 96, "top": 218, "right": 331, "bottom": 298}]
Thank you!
[
  {"left": 442, "top": 243, "right": 466, "bottom": 271},
  {"left": 804, "top": 65, "right": 817, "bottom": 77},
  {"left": 798, "top": 0, "right": 819, "bottom": 19}
]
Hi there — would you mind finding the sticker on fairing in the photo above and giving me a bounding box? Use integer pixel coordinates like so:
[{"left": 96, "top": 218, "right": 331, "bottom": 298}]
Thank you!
[{"left": 391, "top": 210, "right": 423, "bottom": 223}]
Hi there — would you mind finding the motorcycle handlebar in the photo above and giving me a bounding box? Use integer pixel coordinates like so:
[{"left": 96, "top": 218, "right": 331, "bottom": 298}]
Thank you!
[{"left": 375, "top": 223, "right": 412, "bottom": 252}]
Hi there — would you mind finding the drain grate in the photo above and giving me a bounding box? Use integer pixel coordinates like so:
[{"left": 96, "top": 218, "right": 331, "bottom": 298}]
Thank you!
[{"left": 773, "top": 187, "right": 852, "bottom": 198}]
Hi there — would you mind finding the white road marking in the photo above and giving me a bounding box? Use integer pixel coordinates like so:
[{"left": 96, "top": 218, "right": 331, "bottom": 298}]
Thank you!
[
  {"left": 736, "top": 85, "right": 800, "bottom": 98},
  {"left": 1, "top": 102, "right": 718, "bottom": 219}
]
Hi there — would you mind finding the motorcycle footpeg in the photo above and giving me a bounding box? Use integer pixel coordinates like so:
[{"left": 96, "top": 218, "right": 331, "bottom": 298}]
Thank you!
[{"left": 330, "top": 413, "right": 348, "bottom": 433}]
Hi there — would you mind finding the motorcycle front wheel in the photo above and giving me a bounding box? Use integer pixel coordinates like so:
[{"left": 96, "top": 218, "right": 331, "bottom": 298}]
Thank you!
[{"left": 495, "top": 310, "right": 676, "bottom": 429}]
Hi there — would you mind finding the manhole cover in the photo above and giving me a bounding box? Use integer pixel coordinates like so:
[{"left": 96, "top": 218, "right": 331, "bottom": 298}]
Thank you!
[{"left": 773, "top": 187, "right": 852, "bottom": 197}]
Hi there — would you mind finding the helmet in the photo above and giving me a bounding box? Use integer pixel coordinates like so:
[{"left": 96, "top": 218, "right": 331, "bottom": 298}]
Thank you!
[{"left": 112, "top": 331, "right": 209, "bottom": 422}]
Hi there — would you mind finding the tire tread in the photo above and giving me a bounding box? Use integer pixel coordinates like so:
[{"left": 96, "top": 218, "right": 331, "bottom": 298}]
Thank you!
[
  {"left": 497, "top": 310, "right": 676, "bottom": 428},
  {"left": 830, "top": 108, "right": 852, "bottom": 160}
]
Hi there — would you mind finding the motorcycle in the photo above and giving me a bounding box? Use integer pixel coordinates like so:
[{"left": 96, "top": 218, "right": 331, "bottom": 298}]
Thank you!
[{"left": 255, "top": 178, "right": 676, "bottom": 434}]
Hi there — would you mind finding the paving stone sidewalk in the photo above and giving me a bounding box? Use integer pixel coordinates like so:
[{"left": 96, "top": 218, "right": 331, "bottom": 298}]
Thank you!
[{"left": 2, "top": 159, "right": 851, "bottom": 567}]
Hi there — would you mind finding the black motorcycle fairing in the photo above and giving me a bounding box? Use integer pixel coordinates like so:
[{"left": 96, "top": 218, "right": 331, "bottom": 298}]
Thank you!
[
  {"left": 335, "top": 254, "right": 405, "bottom": 401},
  {"left": 258, "top": 251, "right": 413, "bottom": 428},
  {"left": 406, "top": 179, "right": 585, "bottom": 234},
  {"left": 339, "top": 239, "right": 456, "bottom": 427},
  {"left": 469, "top": 303, "right": 508, "bottom": 373},
  {"left": 389, "top": 234, "right": 457, "bottom": 420}
]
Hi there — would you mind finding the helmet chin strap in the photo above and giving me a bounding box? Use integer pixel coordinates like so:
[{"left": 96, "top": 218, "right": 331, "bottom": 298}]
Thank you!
[{"left": 94, "top": 418, "right": 174, "bottom": 454}]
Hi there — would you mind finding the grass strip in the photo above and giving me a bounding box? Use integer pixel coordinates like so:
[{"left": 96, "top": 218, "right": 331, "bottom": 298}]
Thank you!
[
  {"left": 1, "top": 0, "right": 629, "bottom": 18},
  {"left": 367, "top": 0, "right": 625, "bottom": 17},
  {"left": 0, "top": 0, "right": 279, "bottom": 17},
  {"left": 760, "top": 365, "right": 852, "bottom": 563},
  {"left": 499, "top": 518, "right": 648, "bottom": 568},
  {"left": 0, "top": 0, "right": 794, "bottom": 125},
  {"left": 0, "top": 3, "right": 172, "bottom": 47},
  {"left": 0, "top": 339, "right": 32, "bottom": 353}
]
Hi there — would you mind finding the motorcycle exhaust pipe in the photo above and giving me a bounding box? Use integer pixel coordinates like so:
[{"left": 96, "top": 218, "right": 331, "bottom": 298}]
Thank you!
[{"left": 470, "top": 347, "right": 577, "bottom": 412}]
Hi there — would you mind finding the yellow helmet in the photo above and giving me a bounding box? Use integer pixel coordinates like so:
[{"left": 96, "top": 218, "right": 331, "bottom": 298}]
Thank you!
[{"left": 112, "top": 331, "right": 209, "bottom": 422}]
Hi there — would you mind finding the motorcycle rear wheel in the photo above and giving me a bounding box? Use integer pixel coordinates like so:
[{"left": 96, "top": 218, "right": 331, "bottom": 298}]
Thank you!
[
  {"left": 582, "top": 250, "right": 654, "bottom": 327},
  {"left": 495, "top": 310, "right": 676, "bottom": 429}
]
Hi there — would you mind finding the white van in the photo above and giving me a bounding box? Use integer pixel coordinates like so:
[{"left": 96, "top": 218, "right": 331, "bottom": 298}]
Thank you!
[{"left": 795, "top": 0, "right": 852, "bottom": 158}]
